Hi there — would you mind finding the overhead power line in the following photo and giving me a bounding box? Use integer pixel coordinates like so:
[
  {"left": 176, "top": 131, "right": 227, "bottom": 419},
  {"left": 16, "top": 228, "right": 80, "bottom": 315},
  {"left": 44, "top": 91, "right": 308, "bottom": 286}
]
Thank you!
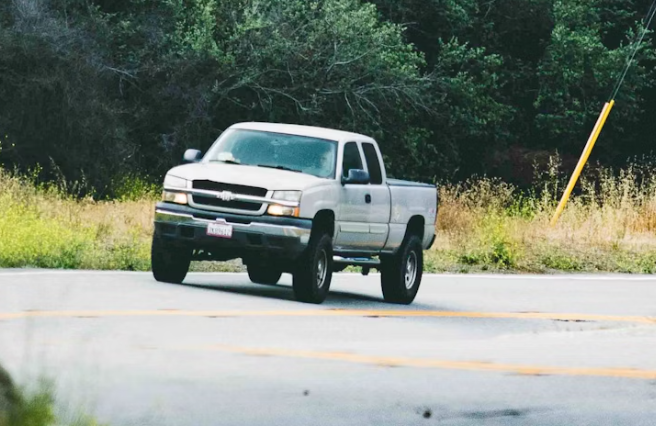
[
  {"left": 609, "top": 0, "right": 656, "bottom": 101},
  {"left": 551, "top": 0, "right": 656, "bottom": 226}
]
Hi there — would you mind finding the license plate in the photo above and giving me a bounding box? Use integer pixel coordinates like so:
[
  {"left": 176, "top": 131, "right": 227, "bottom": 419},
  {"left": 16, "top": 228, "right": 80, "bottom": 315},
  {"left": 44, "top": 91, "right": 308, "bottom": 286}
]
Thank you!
[{"left": 207, "top": 223, "right": 233, "bottom": 239}]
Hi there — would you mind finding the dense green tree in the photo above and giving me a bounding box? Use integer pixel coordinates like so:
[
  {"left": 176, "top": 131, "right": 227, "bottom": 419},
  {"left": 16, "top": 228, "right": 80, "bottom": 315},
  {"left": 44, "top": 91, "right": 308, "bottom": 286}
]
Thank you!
[
  {"left": 109, "top": 0, "right": 437, "bottom": 180},
  {"left": 535, "top": 0, "right": 655, "bottom": 162},
  {"left": 368, "top": 0, "right": 477, "bottom": 65},
  {"left": 1, "top": 0, "right": 655, "bottom": 193},
  {"left": 0, "top": 0, "right": 135, "bottom": 194}
]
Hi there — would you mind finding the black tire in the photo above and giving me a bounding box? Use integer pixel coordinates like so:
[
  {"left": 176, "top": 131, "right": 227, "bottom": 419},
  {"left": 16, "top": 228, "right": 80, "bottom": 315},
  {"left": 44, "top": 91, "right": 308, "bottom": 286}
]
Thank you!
[
  {"left": 380, "top": 235, "right": 423, "bottom": 304},
  {"left": 292, "top": 233, "right": 333, "bottom": 304},
  {"left": 151, "top": 234, "right": 191, "bottom": 284},
  {"left": 247, "top": 265, "right": 283, "bottom": 285}
]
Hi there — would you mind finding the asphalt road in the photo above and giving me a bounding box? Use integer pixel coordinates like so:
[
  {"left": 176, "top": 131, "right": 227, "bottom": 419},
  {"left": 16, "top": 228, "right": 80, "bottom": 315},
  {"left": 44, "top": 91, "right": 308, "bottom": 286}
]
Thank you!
[{"left": 1, "top": 270, "right": 655, "bottom": 425}]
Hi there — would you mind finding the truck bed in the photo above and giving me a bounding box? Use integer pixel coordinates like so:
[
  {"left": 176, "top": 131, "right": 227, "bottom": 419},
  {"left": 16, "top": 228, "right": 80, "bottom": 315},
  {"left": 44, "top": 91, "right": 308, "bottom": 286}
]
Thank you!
[
  {"left": 385, "top": 178, "right": 438, "bottom": 250},
  {"left": 387, "top": 178, "right": 435, "bottom": 188}
]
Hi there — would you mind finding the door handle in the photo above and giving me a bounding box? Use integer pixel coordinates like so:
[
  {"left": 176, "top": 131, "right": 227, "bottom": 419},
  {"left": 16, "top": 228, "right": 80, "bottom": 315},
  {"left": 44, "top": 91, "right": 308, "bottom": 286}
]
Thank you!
[{"left": 365, "top": 194, "right": 372, "bottom": 204}]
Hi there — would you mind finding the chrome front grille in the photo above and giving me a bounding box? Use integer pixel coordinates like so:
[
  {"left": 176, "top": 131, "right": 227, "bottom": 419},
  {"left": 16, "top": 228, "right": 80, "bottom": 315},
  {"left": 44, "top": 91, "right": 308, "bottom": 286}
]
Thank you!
[
  {"left": 189, "top": 180, "right": 268, "bottom": 214},
  {"left": 192, "top": 180, "right": 267, "bottom": 197},
  {"left": 191, "top": 196, "right": 262, "bottom": 211}
]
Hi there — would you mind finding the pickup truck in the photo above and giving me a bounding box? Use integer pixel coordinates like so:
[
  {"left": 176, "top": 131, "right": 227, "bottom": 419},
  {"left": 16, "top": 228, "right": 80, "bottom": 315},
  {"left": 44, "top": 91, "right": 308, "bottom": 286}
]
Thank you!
[{"left": 152, "top": 122, "right": 438, "bottom": 304}]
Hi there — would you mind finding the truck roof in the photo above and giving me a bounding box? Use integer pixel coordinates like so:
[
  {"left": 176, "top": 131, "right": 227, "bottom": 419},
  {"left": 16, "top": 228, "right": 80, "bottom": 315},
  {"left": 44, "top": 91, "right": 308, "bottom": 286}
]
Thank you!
[{"left": 230, "top": 122, "right": 375, "bottom": 143}]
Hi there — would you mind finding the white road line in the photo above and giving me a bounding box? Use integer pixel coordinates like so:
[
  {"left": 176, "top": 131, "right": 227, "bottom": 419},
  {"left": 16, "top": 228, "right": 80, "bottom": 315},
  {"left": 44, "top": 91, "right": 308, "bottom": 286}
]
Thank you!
[
  {"left": 0, "top": 270, "right": 655, "bottom": 281},
  {"left": 0, "top": 270, "right": 149, "bottom": 277},
  {"left": 0, "top": 270, "right": 241, "bottom": 277},
  {"left": 432, "top": 273, "right": 656, "bottom": 281}
]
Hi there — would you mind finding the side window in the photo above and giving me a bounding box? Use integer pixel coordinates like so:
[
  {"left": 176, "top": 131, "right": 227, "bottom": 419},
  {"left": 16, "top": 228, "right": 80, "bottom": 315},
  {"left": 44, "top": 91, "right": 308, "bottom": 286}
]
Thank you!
[
  {"left": 342, "top": 142, "right": 363, "bottom": 178},
  {"left": 362, "top": 143, "right": 383, "bottom": 184}
]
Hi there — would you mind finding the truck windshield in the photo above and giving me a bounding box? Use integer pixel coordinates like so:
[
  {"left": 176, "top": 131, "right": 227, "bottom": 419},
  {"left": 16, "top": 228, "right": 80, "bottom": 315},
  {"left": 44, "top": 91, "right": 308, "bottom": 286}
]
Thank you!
[{"left": 204, "top": 129, "right": 337, "bottom": 179}]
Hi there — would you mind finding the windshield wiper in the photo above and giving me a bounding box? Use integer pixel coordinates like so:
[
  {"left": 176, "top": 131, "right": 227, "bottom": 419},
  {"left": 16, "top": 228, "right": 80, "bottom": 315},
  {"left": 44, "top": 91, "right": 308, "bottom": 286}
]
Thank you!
[
  {"left": 210, "top": 159, "right": 241, "bottom": 165},
  {"left": 257, "top": 164, "right": 302, "bottom": 173}
]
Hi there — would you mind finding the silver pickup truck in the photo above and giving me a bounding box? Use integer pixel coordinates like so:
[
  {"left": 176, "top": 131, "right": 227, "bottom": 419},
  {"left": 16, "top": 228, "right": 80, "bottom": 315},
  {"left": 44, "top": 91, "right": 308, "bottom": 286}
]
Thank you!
[{"left": 153, "top": 122, "right": 438, "bottom": 304}]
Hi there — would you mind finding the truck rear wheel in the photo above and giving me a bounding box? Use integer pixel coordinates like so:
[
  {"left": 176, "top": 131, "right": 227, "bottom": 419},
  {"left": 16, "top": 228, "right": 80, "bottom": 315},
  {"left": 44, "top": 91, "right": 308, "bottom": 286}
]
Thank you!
[
  {"left": 247, "top": 265, "right": 283, "bottom": 285},
  {"left": 380, "top": 235, "right": 423, "bottom": 304},
  {"left": 292, "top": 233, "right": 333, "bottom": 304},
  {"left": 151, "top": 234, "right": 191, "bottom": 284}
]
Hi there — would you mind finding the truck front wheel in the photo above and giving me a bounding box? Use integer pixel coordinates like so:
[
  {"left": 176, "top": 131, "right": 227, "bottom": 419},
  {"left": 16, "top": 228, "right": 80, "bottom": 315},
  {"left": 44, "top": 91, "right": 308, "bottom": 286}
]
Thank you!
[
  {"left": 380, "top": 235, "right": 423, "bottom": 304},
  {"left": 292, "top": 233, "right": 333, "bottom": 304},
  {"left": 151, "top": 235, "right": 191, "bottom": 284}
]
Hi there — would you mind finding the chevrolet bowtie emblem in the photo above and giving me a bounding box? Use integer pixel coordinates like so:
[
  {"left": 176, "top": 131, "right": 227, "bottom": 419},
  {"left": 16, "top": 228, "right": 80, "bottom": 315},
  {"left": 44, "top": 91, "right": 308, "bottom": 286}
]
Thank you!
[{"left": 216, "top": 191, "right": 235, "bottom": 201}]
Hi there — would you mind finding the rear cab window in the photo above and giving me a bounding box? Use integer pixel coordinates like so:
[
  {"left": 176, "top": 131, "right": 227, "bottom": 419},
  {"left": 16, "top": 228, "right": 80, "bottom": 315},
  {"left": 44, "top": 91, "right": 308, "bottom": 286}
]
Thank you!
[
  {"left": 362, "top": 143, "right": 383, "bottom": 184},
  {"left": 342, "top": 142, "right": 364, "bottom": 178}
]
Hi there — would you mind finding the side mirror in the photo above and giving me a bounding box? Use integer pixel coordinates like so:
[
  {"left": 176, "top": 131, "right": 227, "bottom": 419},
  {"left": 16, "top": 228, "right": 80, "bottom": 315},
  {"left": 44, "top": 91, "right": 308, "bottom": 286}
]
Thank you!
[
  {"left": 183, "top": 149, "right": 203, "bottom": 163},
  {"left": 342, "top": 169, "right": 370, "bottom": 185}
]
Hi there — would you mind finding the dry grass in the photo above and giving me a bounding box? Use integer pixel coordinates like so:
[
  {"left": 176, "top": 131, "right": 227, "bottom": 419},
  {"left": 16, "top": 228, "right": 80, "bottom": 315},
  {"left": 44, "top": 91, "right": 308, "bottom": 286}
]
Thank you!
[
  {"left": 2, "top": 156, "right": 656, "bottom": 274},
  {"left": 0, "top": 170, "right": 153, "bottom": 270},
  {"left": 0, "top": 169, "right": 240, "bottom": 271},
  {"left": 429, "top": 156, "right": 656, "bottom": 273}
]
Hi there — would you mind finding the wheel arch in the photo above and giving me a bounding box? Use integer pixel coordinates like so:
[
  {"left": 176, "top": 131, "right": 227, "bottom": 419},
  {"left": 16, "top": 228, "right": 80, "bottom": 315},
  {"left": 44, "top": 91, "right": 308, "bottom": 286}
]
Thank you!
[
  {"left": 311, "top": 209, "right": 336, "bottom": 239},
  {"left": 404, "top": 215, "right": 425, "bottom": 242}
]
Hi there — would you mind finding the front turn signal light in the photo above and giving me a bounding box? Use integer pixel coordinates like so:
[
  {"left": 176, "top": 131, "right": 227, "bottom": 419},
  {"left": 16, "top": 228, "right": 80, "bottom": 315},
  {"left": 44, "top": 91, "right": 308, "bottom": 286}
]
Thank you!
[
  {"left": 267, "top": 204, "right": 299, "bottom": 217},
  {"left": 162, "top": 191, "right": 188, "bottom": 205}
]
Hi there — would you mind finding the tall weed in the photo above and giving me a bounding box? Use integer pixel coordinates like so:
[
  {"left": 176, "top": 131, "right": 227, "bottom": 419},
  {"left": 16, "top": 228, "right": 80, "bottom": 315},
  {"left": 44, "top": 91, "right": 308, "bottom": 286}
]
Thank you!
[{"left": 432, "top": 154, "right": 656, "bottom": 273}]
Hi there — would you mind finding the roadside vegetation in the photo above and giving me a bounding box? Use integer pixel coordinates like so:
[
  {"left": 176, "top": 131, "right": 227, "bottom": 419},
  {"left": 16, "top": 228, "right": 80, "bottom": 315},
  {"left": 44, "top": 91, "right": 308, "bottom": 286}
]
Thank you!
[
  {"left": 0, "top": 169, "right": 154, "bottom": 271},
  {"left": 2, "top": 155, "right": 655, "bottom": 274},
  {"left": 1, "top": 0, "right": 656, "bottom": 193},
  {"left": 429, "top": 156, "right": 656, "bottom": 273},
  {"left": 2, "top": 1, "right": 656, "bottom": 275},
  {"left": 0, "top": 365, "right": 101, "bottom": 426}
]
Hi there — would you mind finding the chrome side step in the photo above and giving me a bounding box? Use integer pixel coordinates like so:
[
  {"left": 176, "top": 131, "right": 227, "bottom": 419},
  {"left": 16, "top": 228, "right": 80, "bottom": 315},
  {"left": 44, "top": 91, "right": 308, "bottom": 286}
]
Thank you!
[
  {"left": 333, "top": 256, "right": 381, "bottom": 276},
  {"left": 333, "top": 256, "right": 380, "bottom": 266}
]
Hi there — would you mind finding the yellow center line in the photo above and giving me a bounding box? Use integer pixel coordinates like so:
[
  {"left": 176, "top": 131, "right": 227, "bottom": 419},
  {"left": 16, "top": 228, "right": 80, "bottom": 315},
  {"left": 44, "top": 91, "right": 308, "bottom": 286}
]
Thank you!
[
  {"left": 204, "top": 345, "right": 656, "bottom": 380},
  {"left": 0, "top": 309, "right": 654, "bottom": 324}
]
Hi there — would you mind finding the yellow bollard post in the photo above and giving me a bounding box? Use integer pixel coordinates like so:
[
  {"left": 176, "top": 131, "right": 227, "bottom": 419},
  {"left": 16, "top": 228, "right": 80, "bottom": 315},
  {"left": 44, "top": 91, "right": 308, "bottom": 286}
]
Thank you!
[{"left": 550, "top": 100, "right": 615, "bottom": 226}]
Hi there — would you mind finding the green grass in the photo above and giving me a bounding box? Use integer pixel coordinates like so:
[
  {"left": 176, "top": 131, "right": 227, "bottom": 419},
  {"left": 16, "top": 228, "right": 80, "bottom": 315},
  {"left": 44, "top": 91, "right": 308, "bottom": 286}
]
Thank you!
[
  {"left": 0, "top": 170, "right": 240, "bottom": 272},
  {"left": 0, "top": 193, "right": 151, "bottom": 271},
  {"left": 1, "top": 378, "right": 102, "bottom": 426},
  {"left": 2, "top": 155, "right": 656, "bottom": 274}
]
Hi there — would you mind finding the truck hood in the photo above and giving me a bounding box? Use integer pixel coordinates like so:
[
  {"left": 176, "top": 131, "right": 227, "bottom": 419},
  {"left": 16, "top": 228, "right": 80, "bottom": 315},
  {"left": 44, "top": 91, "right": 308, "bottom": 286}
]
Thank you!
[{"left": 166, "top": 163, "right": 327, "bottom": 191}]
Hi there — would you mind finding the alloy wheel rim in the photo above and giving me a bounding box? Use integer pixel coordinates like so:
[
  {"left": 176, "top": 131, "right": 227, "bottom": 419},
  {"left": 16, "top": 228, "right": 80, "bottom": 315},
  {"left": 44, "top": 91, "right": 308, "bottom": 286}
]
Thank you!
[
  {"left": 317, "top": 249, "right": 328, "bottom": 289},
  {"left": 404, "top": 251, "right": 417, "bottom": 289}
]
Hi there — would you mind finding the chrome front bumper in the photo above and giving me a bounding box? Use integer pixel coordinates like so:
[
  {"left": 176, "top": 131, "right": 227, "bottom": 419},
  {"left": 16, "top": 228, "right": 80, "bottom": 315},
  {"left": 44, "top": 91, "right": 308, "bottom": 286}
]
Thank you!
[{"left": 155, "top": 209, "right": 311, "bottom": 244}]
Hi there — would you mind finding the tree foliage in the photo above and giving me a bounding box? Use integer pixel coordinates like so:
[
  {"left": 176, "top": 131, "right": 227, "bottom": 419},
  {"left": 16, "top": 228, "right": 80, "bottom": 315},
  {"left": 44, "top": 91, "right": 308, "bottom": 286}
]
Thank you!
[{"left": 0, "top": 0, "right": 655, "bottom": 194}]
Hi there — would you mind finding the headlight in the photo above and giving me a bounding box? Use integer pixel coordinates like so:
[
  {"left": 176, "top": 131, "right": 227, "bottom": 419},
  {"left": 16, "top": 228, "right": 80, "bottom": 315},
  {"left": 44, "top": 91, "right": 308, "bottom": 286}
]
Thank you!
[
  {"left": 164, "top": 175, "right": 188, "bottom": 189},
  {"left": 267, "top": 205, "right": 299, "bottom": 217},
  {"left": 272, "top": 190, "right": 302, "bottom": 202},
  {"left": 162, "top": 191, "right": 188, "bottom": 205}
]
